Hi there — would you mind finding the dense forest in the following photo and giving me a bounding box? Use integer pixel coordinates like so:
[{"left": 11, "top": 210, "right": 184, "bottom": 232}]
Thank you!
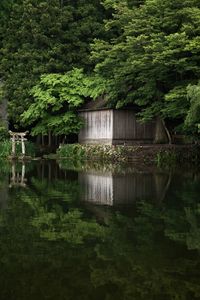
[{"left": 0, "top": 0, "right": 200, "bottom": 140}]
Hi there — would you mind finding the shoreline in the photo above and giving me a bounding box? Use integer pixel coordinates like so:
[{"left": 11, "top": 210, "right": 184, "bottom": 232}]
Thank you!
[{"left": 55, "top": 143, "right": 200, "bottom": 166}]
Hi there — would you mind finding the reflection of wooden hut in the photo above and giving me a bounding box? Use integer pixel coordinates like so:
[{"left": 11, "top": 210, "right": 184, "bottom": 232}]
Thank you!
[
  {"left": 79, "top": 171, "right": 170, "bottom": 206},
  {"left": 78, "top": 99, "right": 168, "bottom": 145}
]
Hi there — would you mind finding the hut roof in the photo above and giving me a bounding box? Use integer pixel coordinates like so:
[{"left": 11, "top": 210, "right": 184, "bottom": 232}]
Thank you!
[
  {"left": 79, "top": 96, "right": 140, "bottom": 113},
  {"left": 79, "top": 96, "right": 111, "bottom": 112}
]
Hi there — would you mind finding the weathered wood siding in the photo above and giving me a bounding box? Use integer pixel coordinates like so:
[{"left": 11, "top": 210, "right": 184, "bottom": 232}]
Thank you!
[
  {"left": 113, "top": 110, "right": 155, "bottom": 144},
  {"left": 78, "top": 109, "right": 156, "bottom": 145},
  {"left": 78, "top": 110, "right": 113, "bottom": 144}
]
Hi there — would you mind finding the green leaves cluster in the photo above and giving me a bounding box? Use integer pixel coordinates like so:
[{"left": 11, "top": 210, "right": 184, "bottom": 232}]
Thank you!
[
  {"left": 1, "top": 160, "right": 200, "bottom": 299},
  {"left": 0, "top": 0, "right": 106, "bottom": 124},
  {"left": 92, "top": 0, "right": 200, "bottom": 132},
  {"left": 1, "top": 0, "right": 200, "bottom": 137},
  {"left": 21, "top": 68, "right": 106, "bottom": 135},
  {"left": 185, "top": 81, "right": 200, "bottom": 133}
]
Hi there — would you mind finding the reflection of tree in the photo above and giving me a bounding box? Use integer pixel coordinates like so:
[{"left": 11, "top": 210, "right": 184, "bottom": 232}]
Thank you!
[
  {"left": 0, "top": 166, "right": 200, "bottom": 299},
  {"left": 0, "top": 160, "right": 10, "bottom": 209}
]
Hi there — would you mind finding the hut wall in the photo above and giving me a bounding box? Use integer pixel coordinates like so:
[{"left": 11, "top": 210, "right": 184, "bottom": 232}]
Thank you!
[
  {"left": 78, "top": 110, "right": 113, "bottom": 144},
  {"left": 113, "top": 110, "right": 155, "bottom": 144}
]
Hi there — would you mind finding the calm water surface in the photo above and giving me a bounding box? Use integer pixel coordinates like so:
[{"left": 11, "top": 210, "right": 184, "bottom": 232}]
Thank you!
[{"left": 0, "top": 160, "right": 200, "bottom": 300}]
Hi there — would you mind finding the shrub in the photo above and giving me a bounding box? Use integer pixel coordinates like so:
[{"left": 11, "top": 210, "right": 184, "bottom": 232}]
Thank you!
[
  {"left": 0, "top": 126, "right": 9, "bottom": 141},
  {"left": 0, "top": 140, "right": 37, "bottom": 158},
  {"left": 57, "top": 144, "right": 127, "bottom": 162}
]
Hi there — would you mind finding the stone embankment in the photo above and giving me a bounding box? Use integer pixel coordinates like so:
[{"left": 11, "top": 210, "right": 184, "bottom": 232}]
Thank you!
[{"left": 57, "top": 143, "right": 200, "bottom": 165}]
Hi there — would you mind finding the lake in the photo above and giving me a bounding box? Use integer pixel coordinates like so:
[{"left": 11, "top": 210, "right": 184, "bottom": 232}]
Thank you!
[{"left": 0, "top": 159, "right": 200, "bottom": 300}]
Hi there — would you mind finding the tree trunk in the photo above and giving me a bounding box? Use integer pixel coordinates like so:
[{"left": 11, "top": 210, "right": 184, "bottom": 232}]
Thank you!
[
  {"left": 161, "top": 119, "right": 172, "bottom": 144},
  {"left": 154, "top": 117, "right": 171, "bottom": 144},
  {"left": 48, "top": 131, "right": 52, "bottom": 147},
  {"left": 42, "top": 134, "right": 45, "bottom": 146},
  {"left": 36, "top": 134, "right": 41, "bottom": 145}
]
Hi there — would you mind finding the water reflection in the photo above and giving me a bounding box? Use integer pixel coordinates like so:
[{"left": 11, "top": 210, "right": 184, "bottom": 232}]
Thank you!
[
  {"left": 9, "top": 162, "right": 27, "bottom": 188},
  {"left": 0, "top": 160, "right": 200, "bottom": 299},
  {"left": 0, "top": 162, "right": 9, "bottom": 209},
  {"left": 3, "top": 160, "right": 173, "bottom": 207},
  {"left": 79, "top": 170, "right": 171, "bottom": 206},
  {"left": 0, "top": 182, "right": 8, "bottom": 209}
]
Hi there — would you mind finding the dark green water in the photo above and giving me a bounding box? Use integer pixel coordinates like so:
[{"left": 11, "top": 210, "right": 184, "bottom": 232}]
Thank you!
[{"left": 0, "top": 160, "right": 200, "bottom": 300}]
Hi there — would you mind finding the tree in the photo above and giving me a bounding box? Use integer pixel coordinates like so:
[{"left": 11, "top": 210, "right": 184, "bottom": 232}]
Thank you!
[
  {"left": 185, "top": 81, "right": 200, "bottom": 134},
  {"left": 92, "top": 0, "right": 200, "bottom": 135},
  {"left": 0, "top": 0, "right": 106, "bottom": 125},
  {"left": 21, "top": 68, "right": 106, "bottom": 136}
]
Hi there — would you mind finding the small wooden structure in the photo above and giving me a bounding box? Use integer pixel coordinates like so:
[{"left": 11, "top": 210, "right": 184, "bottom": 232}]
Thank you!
[
  {"left": 78, "top": 99, "right": 168, "bottom": 145},
  {"left": 9, "top": 131, "right": 28, "bottom": 157}
]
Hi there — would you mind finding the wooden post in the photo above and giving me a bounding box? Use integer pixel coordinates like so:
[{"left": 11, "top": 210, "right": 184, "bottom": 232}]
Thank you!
[
  {"left": 21, "top": 163, "right": 25, "bottom": 184},
  {"left": 11, "top": 135, "right": 16, "bottom": 156},
  {"left": 10, "top": 161, "right": 27, "bottom": 188},
  {"left": 55, "top": 135, "right": 58, "bottom": 147},
  {"left": 21, "top": 136, "right": 25, "bottom": 156},
  {"left": 11, "top": 162, "right": 16, "bottom": 183},
  {"left": 42, "top": 134, "right": 44, "bottom": 146},
  {"left": 48, "top": 130, "right": 52, "bottom": 147}
]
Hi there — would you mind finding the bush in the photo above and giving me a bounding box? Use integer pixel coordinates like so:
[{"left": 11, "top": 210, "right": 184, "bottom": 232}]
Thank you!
[
  {"left": 57, "top": 144, "right": 127, "bottom": 162},
  {"left": 58, "top": 144, "right": 86, "bottom": 160},
  {"left": 0, "top": 140, "right": 37, "bottom": 158},
  {"left": 0, "top": 126, "right": 9, "bottom": 141},
  {"left": 0, "top": 140, "right": 11, "bottom": 158}
]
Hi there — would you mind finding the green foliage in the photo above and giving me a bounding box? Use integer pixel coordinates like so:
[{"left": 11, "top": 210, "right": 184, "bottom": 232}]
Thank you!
[
  {"left": 1, "top": 160, "right": 200, "bottom": 299},
  {"left": 185, "top": 81, "right": 200, "bottom": 133},
  {"left": 21, "top": 68, "right": 106, "bottom": 136},
  {"left": 57, "top": 143, "right": 128, "bottom": 162},
  {"left": 1, "top": 0, "right": 200, "bottom": 140},
  {"left": 59, "top": 159, "right": 131, "bottom": 174},
  {"left": 0, "top": 126, "right": 9, "bottom": 141},
  {"left": 0, "top": 140, "right": 36, "bottom": 158},
  {"left": 0, "top": 0, "right": 106, "bottom": 124},
  {"left": 92, "top": 0, "right": 200, "bottom": 131},
  {"left": 0, "top": 140, "right": 11, "bottom": 158},
  {"left": 156, "top": 150, "right": 178, "bottom": 167},
  {"left": 155, "top": 146, "right": 200, "bottom": 167},
  {"left": 57, "top": 143, "right": 87, "bottom": 160}
]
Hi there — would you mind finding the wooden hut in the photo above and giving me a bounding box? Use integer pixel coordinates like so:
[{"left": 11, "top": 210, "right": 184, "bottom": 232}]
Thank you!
[{"left": 78, "top": 99, "right": 167, "bottom": 145}]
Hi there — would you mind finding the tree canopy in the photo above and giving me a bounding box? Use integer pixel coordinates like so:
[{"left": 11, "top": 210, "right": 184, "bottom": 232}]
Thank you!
[
  {"left": 0, "top": 0, "right": 106, "bottom": 125},
  {"left": 92, "top": 0, "right": 200, "bottom": 133},
  {"left": 0, "top": 0, "right": 200, "bottom": 137},
  {"left": 21, "top": 68, "right": 106, "bottom": 135}
]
